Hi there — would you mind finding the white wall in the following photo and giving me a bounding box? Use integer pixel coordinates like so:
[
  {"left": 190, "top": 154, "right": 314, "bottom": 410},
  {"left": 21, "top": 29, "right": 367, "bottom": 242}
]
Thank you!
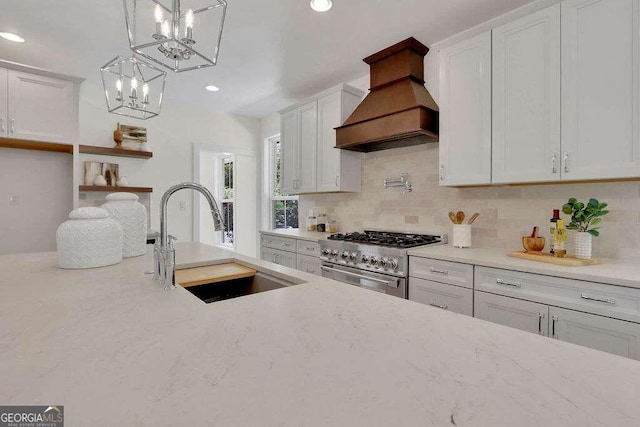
[{"left": 0, "top": 148, "right": 73, "bottom": 255}]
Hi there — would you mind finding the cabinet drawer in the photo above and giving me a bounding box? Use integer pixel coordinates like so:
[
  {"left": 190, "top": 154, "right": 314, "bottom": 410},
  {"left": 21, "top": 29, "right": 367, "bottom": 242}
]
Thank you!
[
  {"left": 409, "top": 257, "right": 474, "bottom": 289},
  {"left": 296, "top": 240, "right": 321, "bottom": 257},
  {"left": 261, "top": 247, "right": 297, "bottom": 269},
  {"left": 409, "top": 278, "right": 473, "bottom": 316},
  {"left": 297, "top": 254, "right": 322, "bottom": 276},
  {"left": 475, "top": 291, "right": 549, "bottom": 336},
  {"left": 475, "top": 266, "right": 640, "bottom": 323},
  {"left": 260, "top": 235, "right": 297, "bottom": 252}
]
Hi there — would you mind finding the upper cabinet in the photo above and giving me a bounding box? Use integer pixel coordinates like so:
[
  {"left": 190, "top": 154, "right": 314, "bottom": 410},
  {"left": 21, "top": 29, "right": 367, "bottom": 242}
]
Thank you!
[
  {"left": 439, "top": 0, "right": 640, "bottom": 186},
  {"left": 561, "top": 0, "right": 640, "bottom": 180},
  {"left": 438, "top": 32, "right": 492, "bottom": 186},
  {"left": 492, "top": 4, "right": 561, "bottom": 184},
  {"left": 279, "top": 85, "right": 364, "bottom": 195},
  {"left": 2, "top": 68, "right": 78, "bottom": 143}
]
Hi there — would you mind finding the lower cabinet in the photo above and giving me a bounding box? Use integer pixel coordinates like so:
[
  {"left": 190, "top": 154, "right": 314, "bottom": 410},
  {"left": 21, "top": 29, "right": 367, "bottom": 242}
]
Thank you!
[
  {"left": 409, "top": 278, "right": 473, "bottom": 316},
  {"left": 550, "top": 306, "right": 640, "bottom": 360},
  {"left": 297, "top": 254, "right": 322, "bottom": 276},
  {"left": 475, "top": 291, "right": 548, "bottom": 336},
  {"left": 260, "top": 247, "right": 297, "bottom": 269}
]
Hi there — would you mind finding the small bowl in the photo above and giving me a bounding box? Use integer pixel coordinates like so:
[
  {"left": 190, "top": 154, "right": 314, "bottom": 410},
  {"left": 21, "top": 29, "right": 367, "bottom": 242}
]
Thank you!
[{"left": 522, "top": 236, "right": 545, "bottom": 252}]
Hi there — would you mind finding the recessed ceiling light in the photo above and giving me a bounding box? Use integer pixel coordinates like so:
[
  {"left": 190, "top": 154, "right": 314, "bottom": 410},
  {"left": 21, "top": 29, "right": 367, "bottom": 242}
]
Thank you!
[
  {"left": 205, "top": 85, "right": 220, "bottom": 92},
  {"left": 310, "top": 0, "right": 333, "bottom": 12},
  {"left": 0, "top": 32, "right": 25, "bottom": 43}
]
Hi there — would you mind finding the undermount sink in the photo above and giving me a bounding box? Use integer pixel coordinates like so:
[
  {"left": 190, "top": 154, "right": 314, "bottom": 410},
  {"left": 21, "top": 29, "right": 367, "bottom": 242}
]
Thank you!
[{"left": 175, "top": 263, "right": 297, "bottom": 304}]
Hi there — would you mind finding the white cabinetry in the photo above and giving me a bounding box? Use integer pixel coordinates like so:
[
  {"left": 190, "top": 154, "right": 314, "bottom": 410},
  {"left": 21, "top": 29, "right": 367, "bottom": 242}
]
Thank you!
[
  {"left": 492, "top": 4, "right": 561, "bottom": 183},
  {"left": 550, "top": 306, "right": 640, "bottom": 360},
  {"left": 0, "top": 68, "right": 7, "bottom": 137},
  {"left": 260, "top": 232, "right": 323, "bottom": 276},
  {"left": 279, "top": 85, "right": 364, "bottom": 194},
  {"left": 4, "top": 69, "right": 76, "bottom": 143},
  {"left": 438, "top": 32, "right": 492, "bottom": 186},
  {"left": 475, "top": 291, "right": 548, "bottom": 336},
  {"left": 561, "top": 0, "right": 640, "bottom": 180},
  {"left": 261, "top": 247, "right": 297, "bottom": 269}
]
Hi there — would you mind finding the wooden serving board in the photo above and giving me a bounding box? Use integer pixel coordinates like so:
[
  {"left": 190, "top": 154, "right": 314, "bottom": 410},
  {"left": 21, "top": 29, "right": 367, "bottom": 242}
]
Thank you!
[
  {"left": 508, "top": 251, "right": 603, "bottom": 267},
  {"left": 175, "top": 263, "right": 256, "bottom": 288}
]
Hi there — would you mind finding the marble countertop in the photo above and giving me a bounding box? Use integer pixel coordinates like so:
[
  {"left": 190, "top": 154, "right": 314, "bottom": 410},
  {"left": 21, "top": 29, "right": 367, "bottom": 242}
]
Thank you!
[
  {"left": 260, "top": 228, "right": 331, "bottom": 242},
  {"left": 408, "top": 244, "right": 640, "bottom": 288},
  {"left": 1, "top": 243, "right": 640, "bottom": 426}
]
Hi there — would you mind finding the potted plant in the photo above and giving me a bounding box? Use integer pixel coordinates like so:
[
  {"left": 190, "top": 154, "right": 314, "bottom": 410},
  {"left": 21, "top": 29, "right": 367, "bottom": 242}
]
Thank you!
[{"left": 562, "top": 198, "right": 609, "bottom": 259}]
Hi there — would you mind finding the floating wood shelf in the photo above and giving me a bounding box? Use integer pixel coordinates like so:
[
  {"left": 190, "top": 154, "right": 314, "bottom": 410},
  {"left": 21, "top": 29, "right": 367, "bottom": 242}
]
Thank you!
[
  {"left": 79, "top": 185, "right": 153, "bottom": 193},
  {"left": 79, "top": 144, "right": 153, "bottom": 159},
  {"left": 0, "top": 137, "right": 73, "bottom": 154}
]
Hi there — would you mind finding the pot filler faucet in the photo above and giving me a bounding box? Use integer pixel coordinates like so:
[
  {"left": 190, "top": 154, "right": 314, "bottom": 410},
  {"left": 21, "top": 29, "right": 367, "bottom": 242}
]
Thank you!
[{"left": 154, "top": 182, "right": 225, "bottom": 289}]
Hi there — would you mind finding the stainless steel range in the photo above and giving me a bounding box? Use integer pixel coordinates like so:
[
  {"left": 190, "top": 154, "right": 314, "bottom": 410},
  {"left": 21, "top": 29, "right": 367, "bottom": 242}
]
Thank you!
[{"left": 320, "top": 230, "right": 447, "bottom": 298}]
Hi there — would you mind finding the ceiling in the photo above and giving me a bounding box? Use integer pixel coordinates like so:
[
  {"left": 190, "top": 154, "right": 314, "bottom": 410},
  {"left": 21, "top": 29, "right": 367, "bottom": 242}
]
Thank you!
[{"left": 0, "top": 0, "right": 535, "bottom": 118}]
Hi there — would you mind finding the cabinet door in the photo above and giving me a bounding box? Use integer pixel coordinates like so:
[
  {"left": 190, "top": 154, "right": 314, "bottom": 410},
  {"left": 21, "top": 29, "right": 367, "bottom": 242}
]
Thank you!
[
  {"left": 550, "top": 306, "right": 640, "bottom": 360},
  {"left": 280, "top": 109, "right": 298, "bottom": 195},
  {"left": 439, "top": 31, "right": 492, "bottom": 186},
  {"left": 562, "top": 0, "right": 640, "bottom": 180},
  {"left": 297, "top": 254, "right": 322, "bottom": 276},
  {"left": 409, "top": 278, "right": 473, "bottom": 316},
  {"left": 297, "top": 101, "right": 317, "bottom": 193},
  {"left": 316, "top": 92, "right": 341, "bottom": 192},
  {"left": 0, "top": 68, "right": 7, "bottom": 137},
  {"left": 261, "top": 247, "right": 297, "bottom": 269},
  {"left": 7, "top": 70, "right": 74, "bottom": 143},
  {"left": 475, "top": 291, "right": 549, "bottom": 336},
  {"left": 492, "top": 4, "right": 561, "bottom": 183}
]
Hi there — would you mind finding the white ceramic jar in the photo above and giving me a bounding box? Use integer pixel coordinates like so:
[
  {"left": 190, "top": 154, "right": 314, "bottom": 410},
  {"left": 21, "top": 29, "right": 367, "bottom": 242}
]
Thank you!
[
  {"left": 56, "top": 207, "right": 123, "bottom": 269},
  {"left": 101, "top": 192, "right": 148, "bottom": 257}
]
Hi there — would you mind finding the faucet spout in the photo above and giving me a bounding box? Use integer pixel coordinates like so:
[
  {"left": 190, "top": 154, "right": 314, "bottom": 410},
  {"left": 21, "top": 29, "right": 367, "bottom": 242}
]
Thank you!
[{"left": 155, "top": 182, "right": 225, "bottom": 289}]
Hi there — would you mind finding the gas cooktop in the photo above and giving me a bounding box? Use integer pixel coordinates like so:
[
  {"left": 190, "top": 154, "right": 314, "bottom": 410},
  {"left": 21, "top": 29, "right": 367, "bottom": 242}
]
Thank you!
[{"left": 327, "top": 230, "right": 444, "bottom": 249}]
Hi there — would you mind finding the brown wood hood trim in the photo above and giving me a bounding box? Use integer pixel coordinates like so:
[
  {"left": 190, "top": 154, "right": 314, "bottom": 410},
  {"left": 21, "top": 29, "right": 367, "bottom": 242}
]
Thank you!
[
  {"left": 336, "top": 105, "right": 435, "bottom": 129},
  {"left": 363, "top": 37, "right": 429, "bottom": 64}
]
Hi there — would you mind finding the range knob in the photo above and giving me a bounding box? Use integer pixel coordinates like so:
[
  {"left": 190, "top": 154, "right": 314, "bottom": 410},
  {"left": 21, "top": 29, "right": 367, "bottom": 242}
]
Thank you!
[
  {"left": 330, "top": 249, "right": 338, "bottom": 257},
  {"left": 341, "top": 251, "right": 350, "bottom": 260},
  {"left": 380, "top": 257, "right": 389, "bottom": 268},
  {"left": 361, "top": 255, "right": 369, "bottom": 264},
  {"left": 390, "top": 259, "right": 399, "bottom": 270},
  {"left": 369, "top": 257, "right": 378, "bottom": 266},
  {"left": 349, "top": 252, "right": 358, "bottom": 262},
  {"left": 321, "top": 248, "right": 330, "bottom": 256}
]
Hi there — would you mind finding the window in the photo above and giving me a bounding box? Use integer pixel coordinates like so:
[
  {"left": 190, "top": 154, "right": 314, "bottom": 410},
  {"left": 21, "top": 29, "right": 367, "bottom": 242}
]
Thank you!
[
  {"left": 220, "top": 156, "right": 234, "bottom": 247},
  {"left": 270, "top": 139, "right": 298, "bottom": 229}
]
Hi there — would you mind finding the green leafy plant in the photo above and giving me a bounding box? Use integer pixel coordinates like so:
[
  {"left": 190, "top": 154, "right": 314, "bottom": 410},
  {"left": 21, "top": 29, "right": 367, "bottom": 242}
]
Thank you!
[{"left": 561, "top": 198, "right": 609, "bottom": 236}]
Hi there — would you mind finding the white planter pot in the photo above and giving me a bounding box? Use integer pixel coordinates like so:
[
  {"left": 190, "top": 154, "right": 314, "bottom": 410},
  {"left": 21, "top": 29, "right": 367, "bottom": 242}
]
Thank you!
[
  {"left": 574, "top": 231, "right": 593, "bottom": 259},
  {"left": 56, "top": 207, "right": 123, "bottom": 269},
  {"left": 101, "top": 192, "right": 148, "bottom": 257}
]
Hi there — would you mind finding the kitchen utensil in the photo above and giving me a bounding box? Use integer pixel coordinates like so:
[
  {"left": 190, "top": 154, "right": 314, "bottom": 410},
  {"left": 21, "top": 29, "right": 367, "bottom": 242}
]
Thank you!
[
  {"left": 448, "top": 212, "right": 458, "bottom": 224},
  {"left": 522, "top": 226, "right": 545, "bottom": 252},
  {"left": 456, "top": 211, "right": 465, "bottom": 225},
  {"left": 467, "top": 212, "right": 480, "bottom": 224}
]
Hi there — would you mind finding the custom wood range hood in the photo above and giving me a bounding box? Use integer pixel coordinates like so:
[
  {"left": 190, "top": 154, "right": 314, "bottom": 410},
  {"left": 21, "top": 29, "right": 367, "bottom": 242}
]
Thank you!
[{"left": 335, "top": 37, "right": 439, "bottom": 152}]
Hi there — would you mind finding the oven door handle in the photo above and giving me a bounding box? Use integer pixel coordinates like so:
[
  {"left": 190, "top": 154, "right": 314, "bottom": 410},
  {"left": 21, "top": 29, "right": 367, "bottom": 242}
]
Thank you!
[{"left": 320, "top": 266, "right": 399, "bottom": 289}]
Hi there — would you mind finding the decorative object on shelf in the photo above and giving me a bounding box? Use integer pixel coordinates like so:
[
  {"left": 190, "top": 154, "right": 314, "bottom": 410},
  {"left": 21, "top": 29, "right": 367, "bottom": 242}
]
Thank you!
[
  {"left": 93, "top": 174, "right": 108, "bottom": 186},
  {"left": 56, "top": 207, "right": 123, "bottom": 269},
  {"left": 122, "top": 0, "right": 227, "bottom": 73},
  {"left": 85, "top": 161, "right": 103, "bottom": 185},
  {"left": 383, "top": 173, "right": 413, "bottom": 194},
  {"left": 522, "top": 226, "right": 545, "bottom": 253},
  {"left": 101, "top": 192, "right": 148, "bottom": 257},
  {"left": 102, "top": 163, "right": 120, "bottom": 186},
  {"left": 113, "top": 123, "right": 148, "bottom": 150},
  {"left": 139, "top": 141, "right": 151, "bottom": 152},
  {"left": 562, "top": 198, "right": 609, "bottom": 259},
  {"left": 116, "top": 176, "right": 129, "bottom": 187},
  {"left": 101, "top": 55, "right": 167, "bottom": 120}
]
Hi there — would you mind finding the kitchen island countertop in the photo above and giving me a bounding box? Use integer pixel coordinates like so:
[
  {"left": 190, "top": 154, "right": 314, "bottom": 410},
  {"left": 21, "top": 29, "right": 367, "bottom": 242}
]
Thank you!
[{"left": 1, "top": 243, "right": 640, "bottom": 426}]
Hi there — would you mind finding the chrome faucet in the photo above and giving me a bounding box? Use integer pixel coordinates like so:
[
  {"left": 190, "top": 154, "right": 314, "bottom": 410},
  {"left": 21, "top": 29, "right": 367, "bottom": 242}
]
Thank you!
[{"left": 154, "top": 182, "right": 225, "bottom": 289}]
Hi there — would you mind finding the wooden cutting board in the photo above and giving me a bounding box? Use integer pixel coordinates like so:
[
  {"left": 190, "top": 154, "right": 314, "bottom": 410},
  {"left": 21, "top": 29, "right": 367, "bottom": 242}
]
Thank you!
[
  {"left": 175, "top": 263, "right": 256, "bottom": 288},
  {"left": 508, "top": 251, "right": 603, "bottom": 267}
]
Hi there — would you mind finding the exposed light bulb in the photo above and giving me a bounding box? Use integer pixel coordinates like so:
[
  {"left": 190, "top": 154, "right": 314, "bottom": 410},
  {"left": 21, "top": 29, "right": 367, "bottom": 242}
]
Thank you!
[
  {"left": 185, "top": 9, "right": 194, "bottom": 29},
  {"left": 0, "top": 32, "right": 25, "bottom": 43},
  {"left": 310, "top": 0, "right": 333, "bottom": 12},
  {"left": 161, "top": 20, "right": 170, "bottom": 38},
  {"left": 154, "top": 4, "right": 164, "bottom": 23},
  {"left": 142, "top": 83, "right": 149, "bottom": 97},
  {"left": 116, "top": 79, "right": 122, "bottom": 91},
  {"left": 130, "top": 77, "right": 138, "bottom": 98}
]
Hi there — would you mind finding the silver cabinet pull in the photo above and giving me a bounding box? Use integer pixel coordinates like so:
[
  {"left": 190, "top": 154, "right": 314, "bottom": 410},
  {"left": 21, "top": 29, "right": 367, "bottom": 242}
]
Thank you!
[
  {"left": 429, "top": 302, "right": 448, "bottom": 310},
  {"left": 272, "top": 253, "right": 277, "bottom": 263},
  {"left": 580, "top": 293, "right": 616, "bottom": 305},
  {"left": 538, "top": 312, "right": 545, "bottom": 335},
  {"left": 439, "top": 164, "right": 445, "bottom": 181},
  {"left": 283, "top": 242, "right": 292, "bottom": 247},
  {"left": 306, "top": 246, "right": 316, "bottom": 251},
  {"left": 496, "top": 278, "right": 521, "bottom": 288},
  {"left": 551, "top": 153, "right": 558, "bottom": 174},
  {"left": 9, "top": 118, "right": 15, "bottom": 134},
  {"left": 552, "top": 315, "right": 559, "bottom": 338},
  {"left": 335, "top": 174, "right": 339, "bottom": 187},
  {"left": 563, "top": 152, "right": 569, "bottom": 173},
  {"left": 0, "top": 117, "right": 5, "bottom": 133},
  {"left": 430, "top": 268, "right": 449, "bottom": 275}
]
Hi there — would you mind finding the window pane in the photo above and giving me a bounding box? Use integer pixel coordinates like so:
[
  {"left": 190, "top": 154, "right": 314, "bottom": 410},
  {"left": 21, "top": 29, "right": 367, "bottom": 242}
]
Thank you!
[
  {"left": 274, "top": 141, "right": 283, "bottom": 197},
  {"left": 224, "top": 159, "right": 234, "bottom": 199},
  {"left": 273, "top": 199, "right": 298, "bottom": 229},
  {"left": 222, "top": 202, "right": 234, "bottom": 245}
]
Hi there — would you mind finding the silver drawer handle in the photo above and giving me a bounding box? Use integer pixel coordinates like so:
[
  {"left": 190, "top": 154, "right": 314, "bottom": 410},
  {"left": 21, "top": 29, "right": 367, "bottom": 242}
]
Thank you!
[
  {"left": 283, "top": 242, "right": 292, "bottom": 247},
  {"left": 0, "top": 117, "right": 5, "bottom": 133},
  {"left": 10, "top": 118, "right": 15, "bottom": 134},
  {"left": 306, "top": 246, "right": 316, "bottom": 251},
  {"left": 496, "top": 278, "right": 522, "bottom": 288},
  {"left": 580, "top": 293, "right": 616, "bottom": 305},
  {"left": 430, "top": 268, "right": 449, "bottom": 275},
  {"left": 429, "top": 302, "right": 448, "bottom": 310}
]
